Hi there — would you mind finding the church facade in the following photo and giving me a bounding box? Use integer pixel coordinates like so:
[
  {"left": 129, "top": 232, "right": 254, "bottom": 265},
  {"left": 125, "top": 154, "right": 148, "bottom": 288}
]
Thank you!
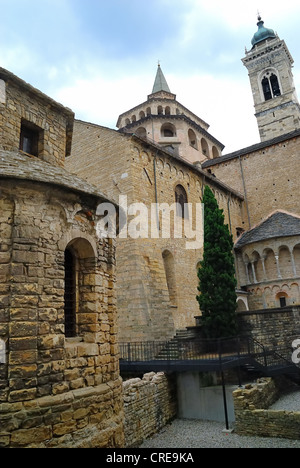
[{"left": 1, "top": 14, "right": 300, "bottom": 448}]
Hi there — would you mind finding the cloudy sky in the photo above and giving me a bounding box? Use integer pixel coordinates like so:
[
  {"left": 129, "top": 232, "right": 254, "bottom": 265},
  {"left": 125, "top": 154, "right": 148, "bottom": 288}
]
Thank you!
[{"left": 1, "top": 0, "right": 300, "bottom": 154}]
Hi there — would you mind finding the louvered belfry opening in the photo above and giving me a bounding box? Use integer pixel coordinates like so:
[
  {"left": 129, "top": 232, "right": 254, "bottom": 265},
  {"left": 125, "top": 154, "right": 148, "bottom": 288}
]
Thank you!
[{"left": 64, "top": 248, "right": 77, "bottom": 338}]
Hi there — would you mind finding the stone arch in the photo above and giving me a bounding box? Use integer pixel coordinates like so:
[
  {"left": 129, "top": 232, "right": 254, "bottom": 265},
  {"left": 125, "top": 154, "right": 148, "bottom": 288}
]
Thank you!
[
  {"left": 175, "top": 184, "right": 188, "bottom": 219},
  {"left": 275, "top": 290, "right": 289, "bottom": 308},
  {"left": 260, "top": 69, "right": 282, "bottom": 101},
  {"left": 132, "top": 115, "right": 136, "bottom": 123},
  {"left": 293, "top": 244, "right": 300, "bottom": 276},
  {"left": 263, "top": 248, "right": 277, "bottom": 281},
  {"left": 146, "top": 107, "right": 151, "bottom": 116},
  {"left": 212, "top": 146, "right": 219, "bottom": 159},
  {"left": 251, "top": 250, "right": 264, "bottom": 283},
  {"left": 201, "top": 138, "right": 209, "bottom": 157},
  {"left": 139, "top": 111, "right": 145, "bottom": 119},
  {"left": 161, "top": 123, "right": 176, "bottom": 138},
  {"left": 64, "top": 237, "right": 97, "bottom": 338},
  {"left": 162, "top": 250, "right": 177, "bottom": 305},
  {"left": 136, "top": 127, "right": 147, "bottom": 138},
  {"left": 188, "top": 129, "right": 198, "bottom": 149},
  {"left": 278, "top": 245, "right": 293, "bottom": 279},
  {"left": 165, "top": 106, "right": 171, "bottom": 115},
  {"left": 237, "top": 297, "right": 249, "bottom": 312}
]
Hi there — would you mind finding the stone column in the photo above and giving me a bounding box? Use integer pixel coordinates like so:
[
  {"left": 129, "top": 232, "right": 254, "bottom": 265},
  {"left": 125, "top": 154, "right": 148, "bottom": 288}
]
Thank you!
[
  {"left": 291, "top": 250, "right": 297, "bottom": 277},
  {"left": 261, "top": 256, "right": 268, "bottom": 281},
  {"left": 251, "top": 261, "right": 258, "bottom": 284},
  {"left": 245, "top": 262, "right": 250, "bottom": 284},
  {"left": 275, "top": 255, "right": 282, "bottom": 280}
]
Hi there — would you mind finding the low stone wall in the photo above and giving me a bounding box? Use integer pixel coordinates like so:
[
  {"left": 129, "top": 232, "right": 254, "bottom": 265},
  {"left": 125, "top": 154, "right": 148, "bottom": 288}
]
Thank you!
[
  {"left": 123, "top": 372, "right": 177, "bottom": 448},
  {"left": 233, "top": 378, "right": 300, "bottom": 440}
]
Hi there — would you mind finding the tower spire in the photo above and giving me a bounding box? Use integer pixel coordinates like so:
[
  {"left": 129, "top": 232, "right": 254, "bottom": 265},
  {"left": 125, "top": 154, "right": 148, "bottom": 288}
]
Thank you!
[{"left": 152, "top": 64, "right": 171, "bottom": 94}]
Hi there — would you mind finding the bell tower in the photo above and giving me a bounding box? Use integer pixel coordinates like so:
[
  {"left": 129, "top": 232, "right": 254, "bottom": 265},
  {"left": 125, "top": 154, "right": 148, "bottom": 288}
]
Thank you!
[{"left": 242, "top": 16, "right": 300, "bottom": 142}]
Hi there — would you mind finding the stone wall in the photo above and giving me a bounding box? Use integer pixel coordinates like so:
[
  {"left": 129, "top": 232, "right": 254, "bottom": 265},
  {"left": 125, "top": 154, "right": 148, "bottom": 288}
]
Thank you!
[
  {"left": 123, "top": 372, "right": 177, "bottom": 448},
  {"left": 237, "top": 306, "right": 300, "bottom": 349},
  {"left": 204, "top": 134, "right": 300, "bottom": 229},
  {"left": 0, "top": 178, "right": 124, "bottom": 448},
  {"left": 233, "top": 378, "right": 300, "bottom": 440},
  {"left": 0, "top": 67, "right": 74, "bottom": 167},
  {"left": 0, "top": 380, "right": 124, "bottom": 448}
]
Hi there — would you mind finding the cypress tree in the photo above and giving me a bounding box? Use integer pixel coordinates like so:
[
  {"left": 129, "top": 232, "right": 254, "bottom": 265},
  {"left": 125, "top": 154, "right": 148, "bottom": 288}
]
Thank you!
[{"left": 197, "top": 185, "right": 238, "bottom": 339}]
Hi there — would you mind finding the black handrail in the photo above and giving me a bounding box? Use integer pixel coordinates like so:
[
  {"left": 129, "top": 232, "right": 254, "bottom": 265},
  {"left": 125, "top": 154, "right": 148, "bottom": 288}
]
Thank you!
[{"left": 119, "top": 335, "right": 300, "bottom": 376}]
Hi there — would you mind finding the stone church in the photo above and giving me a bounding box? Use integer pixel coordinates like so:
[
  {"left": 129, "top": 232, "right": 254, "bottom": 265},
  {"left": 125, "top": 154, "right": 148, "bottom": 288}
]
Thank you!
[
  {"left": 1, "top": 15, "right": 300, "bottom": 447},
  {"left": 68, "top": 16, "right": 300, "bottom": 340}
]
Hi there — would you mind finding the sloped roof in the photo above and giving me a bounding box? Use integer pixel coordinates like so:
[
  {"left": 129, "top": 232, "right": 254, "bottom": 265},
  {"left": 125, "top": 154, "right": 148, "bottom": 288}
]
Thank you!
[
  {"left": 0, "top": 150, "right": 117, "bottom": 206},
  {"left": 235, "top": 211, "right": 300, "bottom": 249}
]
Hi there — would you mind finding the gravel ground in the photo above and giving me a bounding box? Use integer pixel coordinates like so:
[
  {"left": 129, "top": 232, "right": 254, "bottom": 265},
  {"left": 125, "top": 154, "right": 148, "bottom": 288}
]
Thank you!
[
  {"left": 270, "top": 387, "right": 300, "bottom": 412},
  {"left": 140, "top": 419, "right": 300, "bottom": 449},
  {"left": 141, "top": 390, "right": 300, "bottom": 449}
]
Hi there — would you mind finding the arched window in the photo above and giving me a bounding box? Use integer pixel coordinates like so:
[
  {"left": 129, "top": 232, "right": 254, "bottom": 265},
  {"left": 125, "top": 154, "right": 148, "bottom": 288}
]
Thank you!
[
  {"left": 262, "top": 72, "right": 281, "bottom": 101},
  {"left": 139, "top": 111, "right": 145, "bottom": 119},
  {"left": 136, "top": 127, "right": 147, "bottom": 138},
  {"left": 276, "top": 292, "right": 288, "bottom": 308},
  {"left": 64, "top": 247, "right": 77, "bottom": 337},
  {"left": 165, "top": 106, "right": 171, "bottom": 115},
  {"left": 64, "top": 238, "right": 97, "bottom": 339},
  {"left": 162, "top": 250, "right": 177, "bottom": 305},
  {"left": 158, "top": 106, "right": 163, "bottom": 115},
  {"left": 212, "top": 146, "right": 219, "bottom": 159},
  {"left": 161, "top": 123, "right": 176, "bottom": 138},
  {"left": 262, "top": 77, "right": 272, "bottom": 101},
  {"left": 146, "top": 107, "right": 151, "bottom": 116},
  {"left": 175, "top": 184, "right": 188, "bottom": 218},
  {"left": 132, "top": 115, "right": 136, "bottom": 123},
  {"left": 188, "top": 129, "right": 198, "bottom": 149},
  {"left": 270, "top": 74, "right": 281, "bottom": 97},
  {"left": 125, "top": 118, "right": 131, "bottom": 126},
  {"left": 201, "top": 138, "right": 209, "bottom": 157}
]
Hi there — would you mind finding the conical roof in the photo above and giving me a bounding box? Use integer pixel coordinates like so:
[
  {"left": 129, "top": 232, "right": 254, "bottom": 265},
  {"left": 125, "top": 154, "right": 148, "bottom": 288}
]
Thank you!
[{"left": 152, "top": 64, "right": 171, "bottom": 94}]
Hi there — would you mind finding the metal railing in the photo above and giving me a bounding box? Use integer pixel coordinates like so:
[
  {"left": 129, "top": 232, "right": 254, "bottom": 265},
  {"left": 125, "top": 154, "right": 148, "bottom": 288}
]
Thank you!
[
  {"left": 119, "top": 335, "right": 300, "bottom": 376},
  {"left": 120, "top": 336, "right": 256, "bottom": 363}
]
